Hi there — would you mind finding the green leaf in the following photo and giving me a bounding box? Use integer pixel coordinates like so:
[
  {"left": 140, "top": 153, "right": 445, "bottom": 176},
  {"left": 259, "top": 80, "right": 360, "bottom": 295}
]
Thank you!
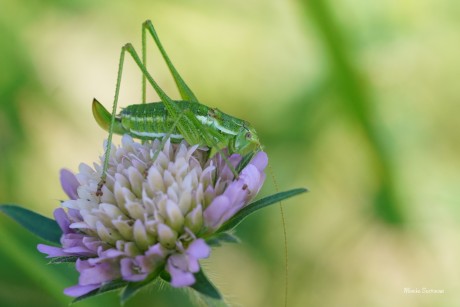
[
  {"left": 72, "top": 280, "right": 128, "bottom": 303},
  {"left": 159, "top": 268, "right": 222, "bottom": 302},
  {"left": 159, "top": 269, "right": 171, "bottom": 282},
  {"left": 206, "top": 232, "right": 240, "bottom": 246},
  {"left": 120, "top": 266, "right": 163, "bottom": 305},
  {"left": 0, "top": 204, "right": 61, "bottom": 244},
  {"left": 191, "top": 269, "right": 221, "bottom": 300},
  {"left": 217, "top": 188, "right": 308, "bottom": 233}
]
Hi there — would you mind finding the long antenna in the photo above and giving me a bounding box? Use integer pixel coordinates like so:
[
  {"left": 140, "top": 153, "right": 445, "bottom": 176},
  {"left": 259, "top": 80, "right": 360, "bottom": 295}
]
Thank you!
[{"left": 268, "top": 163, "right": 288, "bottom": 307}]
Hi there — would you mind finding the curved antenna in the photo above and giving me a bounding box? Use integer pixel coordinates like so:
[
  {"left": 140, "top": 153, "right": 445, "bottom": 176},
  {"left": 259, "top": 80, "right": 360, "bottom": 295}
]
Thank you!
[{"left": 268, "top": 162, "right": 289, "bottom": 307}]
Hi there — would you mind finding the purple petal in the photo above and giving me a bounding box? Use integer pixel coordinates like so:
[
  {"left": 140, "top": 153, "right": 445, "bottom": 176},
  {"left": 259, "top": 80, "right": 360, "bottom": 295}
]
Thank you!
[
  {"left": 120, "top": 258, "right": 148, "bottom": 282},
  {"left": 185, "top": 255, "right": 200, "bottom": 273},
  {"left": 228, "top": 153, "right": 242, "bottom": 167},
  {"left": 238, "top": 164, "right": 261, "bottom": 196},
  {"left": 64, "top": 284, "right": 100, "bottom": 297},
  {"left": 258, "top": 173, "right": 266, "bottom": 192},
  {"left": 136, "top": 244, "right": 167, "bottom": 272},
  {"left": 204, "top": 159, "right": 266, "bottom": 230},
  {"left": 167, "top": 256, "right": 196, "bottom": 287},
  {"left": 60, "top": 169, "right": 80, "bottom": 200},
  {"left": 62, "top": 246, "right": 96, "bottom": 257},
  {"left": 67, "top": 208, "right": 83, "bottom": 221},
  {"left": 76, "top": 258, "right": 91, "bottom": 270},
  {"left": 219, "top": 154, "right": 242, "bottom": 179},
  {"left": 203, "top": 195, "right": 231, "bottom": 229},
  {"left": 217, "top": 181, "right": 248, "bottom": 223},
  {"left": 77, "top": 259, "right": 120, "bottom": 286},
  {"left": 60, "top": 233, "right": 86, "bottom": 247},
  {"left": 168, "top": 254, "right": 189, "bottom": 270},
  {"left": 98, "top": 248, "right": 125, "bottom": 260},
  {"left": 145, "top": 243, "right": 167, "bottom": 258},
  {"left": 135, "top": 256, "right": 153, "bottom": 274},
  {"left": 82, "top": 237, "right": 106, "bottom": 252},
  {"left": 222, "top": 180, "right": 247, "bottom": 206},
  {"left": 187, "top": 239, "right": 210, "bottom": 259},
  {"left": 250, "top": 151, "right": 268, "bottom": 172},
  {"left": 169, "top": 267, "right": 195, "bottom": 287},
  {"left": 53, "top": 208, "right": 71, "bottom": 234},
  {"left": 37, "top": 244, "right": 67, "bottom": 257}
]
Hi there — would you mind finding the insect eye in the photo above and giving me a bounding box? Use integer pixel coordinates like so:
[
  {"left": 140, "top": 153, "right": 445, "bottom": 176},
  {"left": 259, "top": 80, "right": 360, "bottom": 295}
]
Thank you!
[{"left": 245, "top": 132, "right": 252, "bottom": 139}]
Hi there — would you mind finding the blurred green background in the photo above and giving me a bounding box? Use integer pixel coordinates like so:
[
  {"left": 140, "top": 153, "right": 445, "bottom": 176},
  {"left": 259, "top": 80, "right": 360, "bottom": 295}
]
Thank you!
[{"left": 1, "top": 0, "right": 460, "bottom": 306}]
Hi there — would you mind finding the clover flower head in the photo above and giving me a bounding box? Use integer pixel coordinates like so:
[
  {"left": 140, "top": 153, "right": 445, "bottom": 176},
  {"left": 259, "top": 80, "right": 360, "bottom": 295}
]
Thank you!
[{"left": 38, "top": 135, "right": 267, "bottom": 297}]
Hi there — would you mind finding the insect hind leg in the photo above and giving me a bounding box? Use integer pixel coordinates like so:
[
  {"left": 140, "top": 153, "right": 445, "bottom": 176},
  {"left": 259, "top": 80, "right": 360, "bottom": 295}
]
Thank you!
[
  {"left": 142, "top": 20, "right": 198, "bottom": 103},
  {"left": 99, "top": 23, "right": 241, "bottom": 194},
  {"left": 122, "top": 42, "right": 203, "bottom": 146}
]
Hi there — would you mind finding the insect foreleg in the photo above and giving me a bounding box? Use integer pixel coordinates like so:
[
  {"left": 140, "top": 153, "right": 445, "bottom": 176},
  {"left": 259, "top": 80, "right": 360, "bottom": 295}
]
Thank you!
[
  {"left": 97, "top": 48, "right": 126, "bottom": 196},
  {"left": 142, "top": 23, "right": 147, "bottom": 104}
]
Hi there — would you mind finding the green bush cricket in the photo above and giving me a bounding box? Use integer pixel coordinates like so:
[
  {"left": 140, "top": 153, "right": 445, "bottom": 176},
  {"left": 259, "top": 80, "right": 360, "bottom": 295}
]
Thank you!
[
  {"left": 92, "top": 20, "right": 262, "bottom": 194},
  {"left": 91, "top": 20, "right": 289, "bottom": 305}
]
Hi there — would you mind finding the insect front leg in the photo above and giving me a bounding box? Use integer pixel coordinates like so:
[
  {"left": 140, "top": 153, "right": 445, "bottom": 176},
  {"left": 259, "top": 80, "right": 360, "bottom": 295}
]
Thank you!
[
  {"left": 96, "top": 48, "right": 127, "bottom": 197},
  {"left": 142, "top": 22, "right": 147, "bottom": 104}
]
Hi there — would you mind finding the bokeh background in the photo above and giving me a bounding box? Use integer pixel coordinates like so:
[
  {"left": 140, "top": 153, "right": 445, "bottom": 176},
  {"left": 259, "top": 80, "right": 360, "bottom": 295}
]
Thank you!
[{"left": 1, "top": 0, "right": 460, "bottom": 306}]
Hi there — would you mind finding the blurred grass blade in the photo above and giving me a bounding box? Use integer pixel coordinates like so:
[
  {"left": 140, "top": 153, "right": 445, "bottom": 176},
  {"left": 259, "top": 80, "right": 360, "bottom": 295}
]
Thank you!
[
  {"left": 217, "top": 188, "right": 307, "bottom": 233},
  {"left": 301, "top": 0, "right": 403, "bottom": 224},
  {"left": 0, "top": 204, "right": 61, "bottom": 244}
]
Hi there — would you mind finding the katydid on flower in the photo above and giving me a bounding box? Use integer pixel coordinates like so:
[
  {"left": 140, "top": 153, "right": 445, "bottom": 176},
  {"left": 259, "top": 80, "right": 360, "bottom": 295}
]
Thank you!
[
  {"left": 92, "top": 20, "right": 262, "bottom": 196},
  {"left": 91, "top": 20, "right": 290, "bottom": 305},
  {"left": 0, "top": 19, "right": 307, "bottom": 307}
]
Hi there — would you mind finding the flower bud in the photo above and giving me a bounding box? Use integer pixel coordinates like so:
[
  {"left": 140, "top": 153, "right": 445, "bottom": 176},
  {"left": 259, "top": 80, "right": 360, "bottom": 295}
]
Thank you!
[
  {"left": 185, "top": 204, "right": 203, "bottom": 234},
  {"left": 96, "top": 221, "right": 122, "bottom": 245},
  {"left": 133, "top": 219, "right": 155, "bottom": 251},
  {"left": 165, "top": 200, "right": 184, "bottom": 231},
  {"left": 157, "top": 223, "right": 178, "bottom": 249}
]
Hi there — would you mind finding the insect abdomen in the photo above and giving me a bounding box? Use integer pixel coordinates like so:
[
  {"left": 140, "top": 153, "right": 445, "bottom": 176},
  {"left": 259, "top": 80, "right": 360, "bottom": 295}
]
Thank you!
[{"left": 119, "top": 101, "right": 241, "bottom": 141}]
